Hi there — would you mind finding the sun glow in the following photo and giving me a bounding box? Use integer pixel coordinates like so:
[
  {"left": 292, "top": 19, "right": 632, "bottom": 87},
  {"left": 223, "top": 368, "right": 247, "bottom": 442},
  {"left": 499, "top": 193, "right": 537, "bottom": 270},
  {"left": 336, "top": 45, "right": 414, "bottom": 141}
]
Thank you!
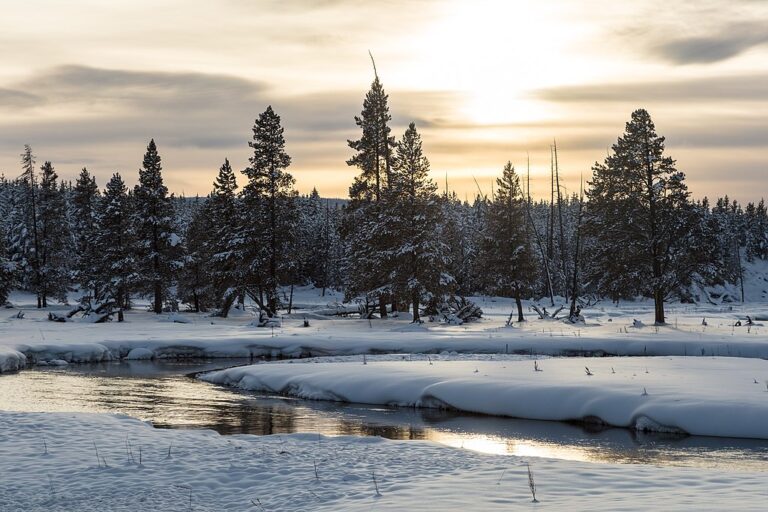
[{"left": 410, "top": 0, "right": 598, "bottom": 126}]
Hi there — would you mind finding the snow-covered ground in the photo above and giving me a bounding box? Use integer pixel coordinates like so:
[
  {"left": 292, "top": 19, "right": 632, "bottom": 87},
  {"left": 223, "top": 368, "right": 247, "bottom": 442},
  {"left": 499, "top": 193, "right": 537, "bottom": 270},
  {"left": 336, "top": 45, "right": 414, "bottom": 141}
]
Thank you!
[
  {"left": 1, "top": 410, "right": 766, "bottom": 512},
  {"left": 2, "top": 285, "right": 768, "bottom": 510},
  {"left": 201, "top": 356, "right": 768, "bottom": 440},
  {"left": 1, "top": 287, "right": 768, "bottom": 373}
]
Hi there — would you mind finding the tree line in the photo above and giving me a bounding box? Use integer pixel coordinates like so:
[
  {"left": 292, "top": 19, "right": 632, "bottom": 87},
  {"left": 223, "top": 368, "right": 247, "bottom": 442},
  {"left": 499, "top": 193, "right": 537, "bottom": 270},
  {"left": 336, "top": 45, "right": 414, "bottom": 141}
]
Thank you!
[{"left": 0, "top": 72, "right": 766, "bottom": 325}]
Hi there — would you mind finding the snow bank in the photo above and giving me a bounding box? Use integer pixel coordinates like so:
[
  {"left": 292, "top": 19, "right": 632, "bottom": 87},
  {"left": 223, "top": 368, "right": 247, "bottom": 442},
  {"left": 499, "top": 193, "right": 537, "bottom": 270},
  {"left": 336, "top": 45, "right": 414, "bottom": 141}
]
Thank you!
[
  {"left": 0, "top": 347, "right": 25, "bottom": 372},
  {"left": 202, "top": 357, "right": 768, "bottom": 440},
  {"left": 2, "top": 291, "right": 768, "bottom": 373},
  {"left": 1, "top": 410, "right": 766, "bottom": 511}
]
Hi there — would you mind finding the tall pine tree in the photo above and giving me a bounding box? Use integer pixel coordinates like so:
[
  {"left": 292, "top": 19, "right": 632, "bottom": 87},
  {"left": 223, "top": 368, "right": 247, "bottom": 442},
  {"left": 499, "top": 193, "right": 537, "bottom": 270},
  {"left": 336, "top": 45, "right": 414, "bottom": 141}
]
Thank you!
[
  {"left": 207, "top": 159, "right": 241, "bottom": 315},
  {"left": 343, "top": 66, "right": 396, "bottom": 316},
  {"left": 480, "top": 162, "right": 536, "bottom": 322},
  {"left": 71, "top": 167, "right": 100, "bottom": 297},
  {"left": 241, "top": 106, "right": 296, "bottom": 316},
  {"left": 37, "top": 161, "right": 70, "bottom": 306},
  {"left": 94, "top": 173, "right": 135, "bottom": 311},
  {"left": 585, "top": 109, "right": 698, "bottom": 324},
  {"left": 132, "top": 139, "right": 177, "bottom": 313},
  {"left": 385, "top": 123, "right": 452, "bottom": 321}
]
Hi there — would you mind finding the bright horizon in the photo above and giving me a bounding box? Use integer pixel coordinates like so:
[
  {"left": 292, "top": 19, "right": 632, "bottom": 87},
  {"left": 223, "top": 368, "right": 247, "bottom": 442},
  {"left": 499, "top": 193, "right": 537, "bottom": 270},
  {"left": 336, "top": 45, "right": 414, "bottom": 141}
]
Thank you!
[{"left": 0, "top": 0, "right": 766, "bottom": 203}]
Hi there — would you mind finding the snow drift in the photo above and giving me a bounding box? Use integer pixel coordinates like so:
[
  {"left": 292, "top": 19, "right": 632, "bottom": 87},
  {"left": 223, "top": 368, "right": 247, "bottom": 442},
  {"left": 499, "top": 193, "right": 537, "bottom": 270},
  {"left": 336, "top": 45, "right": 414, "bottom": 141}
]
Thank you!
[{"left": 202, "top": 356, "right": 768, "bottom": 440}]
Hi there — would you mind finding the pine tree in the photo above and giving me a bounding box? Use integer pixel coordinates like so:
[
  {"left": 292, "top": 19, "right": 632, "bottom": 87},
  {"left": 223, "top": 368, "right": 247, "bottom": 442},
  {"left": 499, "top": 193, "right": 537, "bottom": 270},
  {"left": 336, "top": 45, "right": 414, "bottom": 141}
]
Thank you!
[
  {"left": 206, "top": 159, "right": 241, "bottom": 315},
  {"left": 0, "top": 196, "right": 14, "bottom": 305},
  {"left": 347, "top": 72, "right": 395, "bottom": 202},
  {"left": 37, "top": 161, "right": 70, "bottom": 306},
  {"left": 178, "top": 197, "right": 213, "bottom": 312},
  {"left": 385, "top": 123, "right": 452, "bottom": 322},
  {"left": 480, "top": 162, "right": 536, "bottom": 322},
  {"left": 241, "top": 106, "right": 297, "bottom": 316},
  {"left": 745, "top": 199, "right": 768, "bottom": 261},
  {"left": 343, "top": 67, "right": 396, "bottom": 316},
  {"left": 132, "top": 139, "right": 178, "bottom": 313},
  {"left": 94, "top": 173, "right": 135, "bottom": 310},
  {"left": 585, "top": 109, "right": 698, "bottom": 324},
  {"left": 71, "top": 167, "right": 100, "bottom": 297},
  {"left": 439, "top": 194, "right": 475, "bottom": 295},
  {"left": 12, "top": 146, "right": 45, "bottom": 306}
]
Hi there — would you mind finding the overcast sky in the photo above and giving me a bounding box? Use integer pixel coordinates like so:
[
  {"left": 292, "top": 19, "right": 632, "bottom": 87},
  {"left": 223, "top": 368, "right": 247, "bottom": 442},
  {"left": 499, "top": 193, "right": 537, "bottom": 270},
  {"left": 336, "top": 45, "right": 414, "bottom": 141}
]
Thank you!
[{"left": 1, "top": 0, "right": 766, "bottom": 202}]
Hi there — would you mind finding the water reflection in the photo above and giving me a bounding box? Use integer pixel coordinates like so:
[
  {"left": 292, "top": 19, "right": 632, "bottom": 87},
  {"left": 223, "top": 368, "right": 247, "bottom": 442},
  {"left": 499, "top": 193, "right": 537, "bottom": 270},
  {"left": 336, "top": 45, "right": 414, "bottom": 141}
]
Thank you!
[{"left": 1, "top": 360, "right": 767, "bottom": 472}]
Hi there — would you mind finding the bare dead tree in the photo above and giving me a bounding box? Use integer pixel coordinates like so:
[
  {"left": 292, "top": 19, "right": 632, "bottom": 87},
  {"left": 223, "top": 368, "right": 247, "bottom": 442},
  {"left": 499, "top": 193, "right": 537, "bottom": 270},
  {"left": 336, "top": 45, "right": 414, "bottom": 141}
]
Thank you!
[
  {"left": 527, "top": 157, "right": 555, "bottom": 306},
  {"left": 554, "top": 141, "right": 569, "bottom": 301}
]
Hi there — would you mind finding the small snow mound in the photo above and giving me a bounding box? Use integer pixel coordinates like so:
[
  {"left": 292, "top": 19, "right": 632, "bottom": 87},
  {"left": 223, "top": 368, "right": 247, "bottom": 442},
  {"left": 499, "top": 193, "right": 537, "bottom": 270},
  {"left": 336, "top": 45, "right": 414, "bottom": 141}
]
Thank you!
[
  {"left": 632, "top": 319, "right": 645, "bottom": 328},
  {"left": 0, "top": 350, "right": 27, "bottom": 373},
  {"left": 419, "top": 394, "right": 457, "bottom": 410},
  {"left": 48, "top": 359, "right": 69, "bottom": 366},
  {"left": 167, "top": 312, "right": 191, "bottom": 324},
  {"left": 126, "top": 347, "right": 155, "bottom": 360},
  {"left": 633, "top": 415, "right": 687, "bottom": 435}
]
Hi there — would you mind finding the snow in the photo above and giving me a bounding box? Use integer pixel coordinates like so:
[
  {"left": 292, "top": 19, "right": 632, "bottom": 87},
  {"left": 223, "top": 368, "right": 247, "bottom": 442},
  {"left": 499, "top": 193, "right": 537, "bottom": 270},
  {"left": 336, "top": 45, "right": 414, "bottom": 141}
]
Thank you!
[
  {"left": 125, "top": 347, "right": 154, "bottom": 360},
  {"left": 3, "top": 284, "right": 768, "bottom": 510},
  {"left": 202, "top": 356, "right": 768, "bottom": 440},
  {"left": 1, "top": 410, "right": 766, "bottom": 512},
  {"left": 2, "top": 289, "right": 768, "bottom": 374},
  {"left": 0, "top": 346, "right": 25, "bottom": 373}
]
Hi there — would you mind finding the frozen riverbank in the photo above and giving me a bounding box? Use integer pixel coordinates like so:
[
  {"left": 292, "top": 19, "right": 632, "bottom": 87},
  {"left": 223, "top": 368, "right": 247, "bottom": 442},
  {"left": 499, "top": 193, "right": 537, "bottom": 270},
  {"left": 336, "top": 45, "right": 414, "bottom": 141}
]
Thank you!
[
  {"left": 202, "top": 356, "right": 768, "bottom": 440},
  {"left": 2, "top": 295, "right": 768, "bottom": 373}
]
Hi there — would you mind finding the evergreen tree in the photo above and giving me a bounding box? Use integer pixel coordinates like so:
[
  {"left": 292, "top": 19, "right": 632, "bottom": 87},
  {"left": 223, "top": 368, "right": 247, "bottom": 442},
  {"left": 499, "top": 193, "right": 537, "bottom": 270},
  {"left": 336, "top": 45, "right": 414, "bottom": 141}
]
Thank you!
[
  {"left": 37, "top": 161, "right": 70, "bottom": 306},
  {"left": 585, "top": 109, "right": 698, "bottom": 324},
  {"left": 745, "top": 199, "right": 768, "bottom": 261},
  {"left": 479, "top": 162, "right": 536, "bottom": 322},
  {"left": 178, "top": 197, "right": 214, "bottom": 312},
  {"left": 12, "top": 146, "right": 45, "bottom": 306},
  {"left": 385, "top": 123, "right": 452, "bottom": 321},
  {"left": 132, "top": 139, "right": 178, "bottom": 313},
  {"left": 0, "top": 193, "right": 14, "bottom": 305},
  {"left": 94, "top": 173, "right": 135, "bottom": 310},
  {"left": 347, "top": 72, "right": 395, "bottom": 202},
  {"left": 206, "top": 159, "right": 241, "bottom": 315},
  {"left": 440, "top": 195, "right": 478, "bottom": 296},
  {"left": 241, "top": 106, "right": 297, "bottom": 316},
  {"left": 70, "top": 167, "right": 100, "bottom": 297},
  {"left": 343, "top": 69, "right": 396, "bottom": 316},
  {"left": 298, "top": 190, "right": 343, "bottom": 295}
]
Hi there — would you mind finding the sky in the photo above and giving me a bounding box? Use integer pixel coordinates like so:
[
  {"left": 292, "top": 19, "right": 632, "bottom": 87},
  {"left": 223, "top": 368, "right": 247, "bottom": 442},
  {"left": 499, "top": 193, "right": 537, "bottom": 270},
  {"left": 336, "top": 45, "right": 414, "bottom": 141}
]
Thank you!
[{"left": 0, "top": 0, "right": 766, "bottom": 202}]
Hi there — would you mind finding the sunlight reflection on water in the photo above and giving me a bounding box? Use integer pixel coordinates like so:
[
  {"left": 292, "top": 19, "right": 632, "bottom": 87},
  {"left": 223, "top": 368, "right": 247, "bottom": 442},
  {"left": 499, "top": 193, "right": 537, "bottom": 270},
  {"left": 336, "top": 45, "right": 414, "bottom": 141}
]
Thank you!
[{"left": 1, "top": 360, "right": 767, "bottom": 472}]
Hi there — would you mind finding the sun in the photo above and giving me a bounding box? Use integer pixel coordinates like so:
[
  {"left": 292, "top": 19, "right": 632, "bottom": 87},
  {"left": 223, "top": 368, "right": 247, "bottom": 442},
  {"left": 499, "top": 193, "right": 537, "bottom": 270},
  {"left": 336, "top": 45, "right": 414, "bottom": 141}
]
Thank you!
[{"left": 408, "top": 0, "right": 599, "bottom": 126}]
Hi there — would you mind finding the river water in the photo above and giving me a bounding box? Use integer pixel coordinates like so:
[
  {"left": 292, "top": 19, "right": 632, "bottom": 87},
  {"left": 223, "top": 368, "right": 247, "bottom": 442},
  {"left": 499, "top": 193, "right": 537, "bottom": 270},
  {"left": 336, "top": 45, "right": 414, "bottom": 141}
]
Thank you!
[{"left": 2, "top": 359, "right": 767, "bottom": 472}]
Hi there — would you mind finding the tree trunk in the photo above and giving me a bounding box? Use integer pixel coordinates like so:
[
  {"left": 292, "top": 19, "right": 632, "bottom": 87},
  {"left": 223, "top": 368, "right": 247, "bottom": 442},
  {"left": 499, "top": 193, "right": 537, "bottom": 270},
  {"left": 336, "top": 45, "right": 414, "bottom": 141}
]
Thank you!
[
  {"left": 515, "top": 290, "right": 524, "bottom": 322},
  {"left": 654, "top": 288, "right": 665, "bottom": 325},
  {"left": 412, "top": 290, "right": 420, "bottom": 323},
  {"left": 554, "top": 142, "right": 568, "bottom": 301},
  {"left": 569, "top": 191, "right": 584, "bottom": 319},
  {"left": 154, "top": 280, "right": 162, "bottom": 314},
  {"left": 379, "top": 295, "right": 388, "bottom": 318},
  {"left": 219, "top": 291, "right": 237, "bottom": 318},
  {"left": 288, "top": 284, "right": 294, "bottom": 314},
  {"left": 735, "top": 242, "right": 745, "bottom": 302}
]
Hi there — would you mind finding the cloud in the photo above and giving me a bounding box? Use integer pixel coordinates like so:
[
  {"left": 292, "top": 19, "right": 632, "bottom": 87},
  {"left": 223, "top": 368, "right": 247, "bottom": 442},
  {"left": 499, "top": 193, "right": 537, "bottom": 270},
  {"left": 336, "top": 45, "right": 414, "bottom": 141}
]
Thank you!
[
  {"left": 18, "top": 65, "right": 266, "bottom": 112},
  {"left": 0, "top": 88, "right": 41, "bottom": 108},
  {"left": 651, "top": 23, "right": 768, "bottom": 64},
  {"left": 536, "top": 74, "right": 768, "bottom": 103}
]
